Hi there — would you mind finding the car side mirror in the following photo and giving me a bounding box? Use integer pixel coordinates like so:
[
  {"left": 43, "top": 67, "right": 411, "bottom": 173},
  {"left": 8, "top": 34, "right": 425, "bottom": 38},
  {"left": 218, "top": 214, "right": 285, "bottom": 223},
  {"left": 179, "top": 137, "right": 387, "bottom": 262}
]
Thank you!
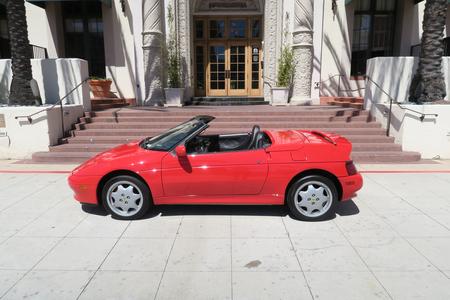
[{"left": 175, "top": 145, "right": 187, "bottom": 157}]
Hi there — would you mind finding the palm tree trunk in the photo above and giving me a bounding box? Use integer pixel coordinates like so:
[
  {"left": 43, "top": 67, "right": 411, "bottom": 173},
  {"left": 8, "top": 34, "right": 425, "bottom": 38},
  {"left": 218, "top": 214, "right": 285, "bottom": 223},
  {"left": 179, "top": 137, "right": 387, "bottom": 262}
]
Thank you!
[
  {"left": 6, "top": 0, "right": 36, "bottom": 106},
  {"left": 409, "top": 0, "right": 448, "bottom": 103}
]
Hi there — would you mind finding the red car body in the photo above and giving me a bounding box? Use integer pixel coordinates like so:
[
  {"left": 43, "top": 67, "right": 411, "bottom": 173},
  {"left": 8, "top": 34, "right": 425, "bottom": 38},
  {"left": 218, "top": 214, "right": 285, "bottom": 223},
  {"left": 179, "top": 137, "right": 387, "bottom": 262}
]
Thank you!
[{"left": 68, "top": 124, "right": 363, "bottom": 208}]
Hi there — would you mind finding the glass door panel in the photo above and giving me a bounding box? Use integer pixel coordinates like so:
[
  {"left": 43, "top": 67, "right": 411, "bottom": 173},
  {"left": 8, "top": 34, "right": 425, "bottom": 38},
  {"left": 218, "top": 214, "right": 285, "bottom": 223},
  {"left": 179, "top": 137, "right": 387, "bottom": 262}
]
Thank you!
[
  {"left": 228, "top": 43, "right": 247, "bottom": 96},
  {"left": 250, "top": 43, "right": 262, "bottom": 96},
  {"left": 208, "top": 44, "right": 227, "bottom": 96}
]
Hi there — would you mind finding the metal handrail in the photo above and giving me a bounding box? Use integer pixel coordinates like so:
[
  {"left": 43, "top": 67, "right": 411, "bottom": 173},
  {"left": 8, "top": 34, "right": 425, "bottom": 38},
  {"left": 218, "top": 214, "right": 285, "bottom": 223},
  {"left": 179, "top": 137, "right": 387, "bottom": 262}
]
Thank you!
[
  {"left": 319, "top": 74, "right": 365, "bottom": 97},
  {"left": 364, "top": 75, "right": 438, "bottom": 136},
  {"left": 15, "top": 77, "right": 90, "bottom": 138},
  {"left": 319, "top": 74, "right": 344, "bottom": 85}
]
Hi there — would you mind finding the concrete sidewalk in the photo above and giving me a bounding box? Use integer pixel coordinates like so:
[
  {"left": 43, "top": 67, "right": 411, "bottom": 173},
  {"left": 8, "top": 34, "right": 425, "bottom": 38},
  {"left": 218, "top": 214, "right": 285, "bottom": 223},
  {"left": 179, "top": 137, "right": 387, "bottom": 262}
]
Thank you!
[{"left": 0, "top": 165, "right": 449, "bottom": 299}]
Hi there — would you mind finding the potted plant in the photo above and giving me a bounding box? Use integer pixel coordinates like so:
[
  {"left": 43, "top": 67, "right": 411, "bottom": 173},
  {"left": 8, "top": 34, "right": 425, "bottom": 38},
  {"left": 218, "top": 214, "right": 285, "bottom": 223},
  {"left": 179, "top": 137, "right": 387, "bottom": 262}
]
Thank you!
[
  {"left": 271, "top": 45, "right": 295, "bottom": 106},
  {"left": 89, "top": 77, "right": 113, "bottom": 98},
  {"left": 164, "top": 4, "right": 184, "bottom": 107}
]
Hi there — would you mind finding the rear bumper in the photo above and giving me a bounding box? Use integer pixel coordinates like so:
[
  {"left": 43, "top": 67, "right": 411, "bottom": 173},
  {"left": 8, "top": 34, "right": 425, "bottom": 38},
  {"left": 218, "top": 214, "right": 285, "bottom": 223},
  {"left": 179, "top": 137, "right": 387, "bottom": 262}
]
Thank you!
[
  {"left": 338, "top": 173, "right": 363, "bottom": 201},
  {"left": 67, "top": 174, "right": 101, "bottom": 205}
]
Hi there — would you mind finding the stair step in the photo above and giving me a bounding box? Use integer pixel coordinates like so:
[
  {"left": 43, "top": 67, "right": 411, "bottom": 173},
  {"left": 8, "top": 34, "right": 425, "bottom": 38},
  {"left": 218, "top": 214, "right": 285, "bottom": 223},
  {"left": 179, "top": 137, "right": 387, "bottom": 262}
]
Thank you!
[
  {"left": 63, "top": 134, "right": 395, "bottom": 145},
  {"left": 91, "top": 98, "right": 127, "bottom": 105},
  {"left": 50, "top": 142, "right": 402, "bottom": 153},
  {"left": 32, "top": 151, "right": 97, "bottom": 163},
  {"left": 334, "top": 97, "right": 364, "bottom": 104},
  {"left": 91, "top": 109, "right": 368, "bottom": 117},
  {"left": 49, "top": 144, "right": 119, "bottom": 152},
  {"left": 189, "top": 101, "right": 270, "bottom": 106},
  {"left": 83, "top": 122, "right": 381, "bottom": 130},
  {"left": 88, "top": 115, "right": 374, "bottom": 123},
  {"left": 351, "top": 151, "right": 421, "bottom": 163},
  {"left": 91, "top": 103, "right": 130, "bottom": 111},
  {"left": 352, "top": 143, "right": 402, "bottom": 152},
  {"left": 73, "top": 127, "right": 387, "bottom": 137}
]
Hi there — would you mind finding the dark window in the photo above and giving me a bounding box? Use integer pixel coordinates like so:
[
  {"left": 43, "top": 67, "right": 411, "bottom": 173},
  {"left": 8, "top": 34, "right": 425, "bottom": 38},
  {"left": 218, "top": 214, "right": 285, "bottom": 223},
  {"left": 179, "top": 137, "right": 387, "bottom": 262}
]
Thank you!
[
  {"left": 229, "top": 19, "right": 246, "bottom": 39},
  {"left": 195, "top": 20, "right": 204, "bottom": 39},
  {"left": 209, "top": 20, "right": 225, "bottom": 39},
  {"left": 62, "top": 1, "right": 106, "bottom": 78},
  {"left": 251, "top": 19, "right": 261, "bottom": 38},
  {"left": 410, "top": 44, "right": 421, "bottom": 57},
  {"left": 444, "top": 37, "right": 450, "bottom": 56},
  {"left": 195, "top": 46, "right": 205, "bottom": 90},
  {"left": 351, "top": 0, "right": 396, "bottom": 76},
  {"left": 0, "top": 4, "right": 11, "bottom": 59}
]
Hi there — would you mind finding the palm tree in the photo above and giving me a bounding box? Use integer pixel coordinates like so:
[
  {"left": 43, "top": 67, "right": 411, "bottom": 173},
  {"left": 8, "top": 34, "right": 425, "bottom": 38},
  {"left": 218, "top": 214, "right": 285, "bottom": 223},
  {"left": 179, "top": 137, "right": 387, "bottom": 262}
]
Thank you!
[
  {"left": 6, "top": 0, "right": 36, "bottom": 106},
  {"left": 409, "top": 0, "right": 448, "bottom": 103}
]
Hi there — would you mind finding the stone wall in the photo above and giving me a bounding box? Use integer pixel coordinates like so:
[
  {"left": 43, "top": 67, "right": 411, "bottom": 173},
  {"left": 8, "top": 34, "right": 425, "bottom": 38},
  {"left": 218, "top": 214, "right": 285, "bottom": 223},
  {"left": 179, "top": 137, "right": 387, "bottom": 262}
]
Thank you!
[{"left": 0, "top": 105, "right": 84, "bottom": 159}]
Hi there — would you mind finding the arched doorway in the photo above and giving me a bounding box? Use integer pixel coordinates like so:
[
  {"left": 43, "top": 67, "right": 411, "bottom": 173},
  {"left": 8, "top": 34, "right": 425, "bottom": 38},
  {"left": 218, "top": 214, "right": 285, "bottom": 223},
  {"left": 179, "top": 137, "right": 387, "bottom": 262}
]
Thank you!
[{"left": 192, "top": 0, "right": 264, "bottom": 98}]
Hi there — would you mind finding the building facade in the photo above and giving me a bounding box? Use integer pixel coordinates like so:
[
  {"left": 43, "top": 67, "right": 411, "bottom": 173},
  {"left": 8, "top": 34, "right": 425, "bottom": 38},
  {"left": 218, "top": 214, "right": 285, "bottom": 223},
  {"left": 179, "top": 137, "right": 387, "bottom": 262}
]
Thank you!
[{"left": 1, "top": 0, "right": 449, "bottom": 105}]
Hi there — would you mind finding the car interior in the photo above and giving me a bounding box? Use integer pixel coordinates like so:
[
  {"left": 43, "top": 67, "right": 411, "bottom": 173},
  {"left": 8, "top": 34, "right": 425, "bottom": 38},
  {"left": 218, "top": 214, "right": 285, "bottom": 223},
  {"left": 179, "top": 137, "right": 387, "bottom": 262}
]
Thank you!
[{"left": 186, "top": 125, "right": 272, "bottom": 154}]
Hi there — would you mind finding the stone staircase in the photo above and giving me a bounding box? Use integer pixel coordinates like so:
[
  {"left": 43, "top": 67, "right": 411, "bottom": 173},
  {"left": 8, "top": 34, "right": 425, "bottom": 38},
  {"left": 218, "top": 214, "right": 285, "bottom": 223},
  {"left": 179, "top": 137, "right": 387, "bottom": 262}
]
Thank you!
[{"left": 31, "top": 106, "right": 421, "bottom": 164}]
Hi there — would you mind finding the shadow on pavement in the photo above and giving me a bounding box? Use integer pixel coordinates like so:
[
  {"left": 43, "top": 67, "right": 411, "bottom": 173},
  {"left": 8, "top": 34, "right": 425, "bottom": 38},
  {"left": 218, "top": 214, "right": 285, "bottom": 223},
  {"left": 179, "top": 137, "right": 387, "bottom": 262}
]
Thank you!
[
  {"left": 336, "top": 200, "right": 360, "bottom": 216},
  {"left": 82, "top": 200, "right": 360, "bottom": 221},
  {"left": 157, "top": 205, "right": 289, "bottom": 217}
]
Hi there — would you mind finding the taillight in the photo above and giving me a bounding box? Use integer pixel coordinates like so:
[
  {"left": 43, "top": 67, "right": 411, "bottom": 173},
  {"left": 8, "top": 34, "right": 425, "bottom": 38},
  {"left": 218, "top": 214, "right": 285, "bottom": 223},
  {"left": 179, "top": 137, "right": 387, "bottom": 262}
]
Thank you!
[{"left": 346, "top": 160, "right": 357, "bottom": 176}]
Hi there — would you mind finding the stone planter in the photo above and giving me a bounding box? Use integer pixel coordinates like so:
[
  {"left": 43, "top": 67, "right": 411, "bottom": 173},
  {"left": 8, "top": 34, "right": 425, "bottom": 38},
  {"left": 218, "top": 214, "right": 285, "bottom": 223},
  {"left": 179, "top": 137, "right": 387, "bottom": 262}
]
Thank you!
[
  {"left": 164, "top": 88, "right": 185, "bottom": 107},
  {"left": 271, "top": 87, "right": 290, "bottom": 106},
  {"left": 89, "top": 80, "right": 112, "bottom": 98}
]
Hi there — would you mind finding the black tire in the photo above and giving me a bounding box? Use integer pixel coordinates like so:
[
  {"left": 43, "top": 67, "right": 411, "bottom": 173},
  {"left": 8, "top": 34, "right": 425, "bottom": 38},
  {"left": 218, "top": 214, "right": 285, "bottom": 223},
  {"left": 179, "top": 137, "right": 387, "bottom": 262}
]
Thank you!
[
  {"left": 101, "top": 175, "right": 151, "bottom": 220},
  {"left": 287, "top": 175, "right": 338, "bottom": 221}
]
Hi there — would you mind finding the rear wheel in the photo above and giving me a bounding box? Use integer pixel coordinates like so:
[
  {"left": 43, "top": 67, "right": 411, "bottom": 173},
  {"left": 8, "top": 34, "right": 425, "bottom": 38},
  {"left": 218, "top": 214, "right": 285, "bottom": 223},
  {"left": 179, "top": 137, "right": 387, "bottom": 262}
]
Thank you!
[
  {"left": 102, "top": 175, "right": 151, "bottom": 220},
  {"left": 287, "top": 175, "right": 338, "bottom": 221}
]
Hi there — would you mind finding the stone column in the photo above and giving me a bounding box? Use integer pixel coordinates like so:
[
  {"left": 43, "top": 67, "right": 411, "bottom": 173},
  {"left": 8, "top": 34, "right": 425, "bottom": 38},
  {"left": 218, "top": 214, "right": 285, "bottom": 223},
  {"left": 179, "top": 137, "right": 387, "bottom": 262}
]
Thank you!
[
  {"left": 142, "top": 0, "right": 164, "bottom": 105},
  {"left": 291, "top": 0, "right": 314, "bottom": 105}
]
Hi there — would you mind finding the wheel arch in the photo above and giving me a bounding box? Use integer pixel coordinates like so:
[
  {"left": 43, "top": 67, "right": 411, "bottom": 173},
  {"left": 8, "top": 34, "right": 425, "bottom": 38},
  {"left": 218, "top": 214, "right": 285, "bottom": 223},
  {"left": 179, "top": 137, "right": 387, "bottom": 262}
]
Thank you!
[
  {"left": 285, "top": 169, "right": 343, "bottom": 203},
  {"left": 96, "top": 170, "right": 152, "bottom": 205}
]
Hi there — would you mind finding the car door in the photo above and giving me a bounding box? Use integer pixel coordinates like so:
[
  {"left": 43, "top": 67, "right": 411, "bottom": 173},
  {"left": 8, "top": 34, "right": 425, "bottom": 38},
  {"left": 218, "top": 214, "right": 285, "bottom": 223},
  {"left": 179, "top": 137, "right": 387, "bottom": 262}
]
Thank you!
[{"left": 161, "top": 149, "right": 269, "bottom": 197}]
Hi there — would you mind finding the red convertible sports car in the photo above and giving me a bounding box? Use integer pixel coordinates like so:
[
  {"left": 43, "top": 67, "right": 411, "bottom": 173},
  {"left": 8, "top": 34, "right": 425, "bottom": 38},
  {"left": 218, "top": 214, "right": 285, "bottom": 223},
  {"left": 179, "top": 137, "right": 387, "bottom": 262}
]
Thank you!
[{"left": 68, "top": 115, "right": 363, "bottom": 221}]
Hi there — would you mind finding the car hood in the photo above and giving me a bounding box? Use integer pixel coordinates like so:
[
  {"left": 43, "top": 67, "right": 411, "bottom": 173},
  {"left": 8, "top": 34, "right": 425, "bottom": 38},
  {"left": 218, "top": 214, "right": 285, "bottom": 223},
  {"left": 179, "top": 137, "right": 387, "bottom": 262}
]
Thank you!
[
  {"left": 95, "top": 141, "right": 142, "bottom": 161},
  {"left": 72, "top": 141, "right": 167, "bottom": 176}
]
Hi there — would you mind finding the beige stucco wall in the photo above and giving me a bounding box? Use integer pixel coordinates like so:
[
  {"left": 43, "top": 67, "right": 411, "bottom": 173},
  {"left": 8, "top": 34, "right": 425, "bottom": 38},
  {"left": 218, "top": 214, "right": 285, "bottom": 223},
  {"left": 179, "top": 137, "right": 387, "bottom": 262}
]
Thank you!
[
  {"left": 25, "top": 2, "right": 48, "bottom": 51},
  {"left": 102, "top": 1, "right": 137, "bottom": 99},
  {"left": 320, "top": 1, "right": 450, "bottom": 98},
  {"left": 23, "top": 1, "right": 138, "bottom": 101},
  {"left": 0, "top": 105, "right": 84, "bottom": 159}
]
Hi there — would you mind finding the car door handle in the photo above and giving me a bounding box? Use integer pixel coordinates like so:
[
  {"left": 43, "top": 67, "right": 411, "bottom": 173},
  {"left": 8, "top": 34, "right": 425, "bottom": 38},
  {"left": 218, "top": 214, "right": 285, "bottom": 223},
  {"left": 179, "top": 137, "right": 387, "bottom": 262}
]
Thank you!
[{"left": 256, "top": 160, "right": 261, "bottom": 164}]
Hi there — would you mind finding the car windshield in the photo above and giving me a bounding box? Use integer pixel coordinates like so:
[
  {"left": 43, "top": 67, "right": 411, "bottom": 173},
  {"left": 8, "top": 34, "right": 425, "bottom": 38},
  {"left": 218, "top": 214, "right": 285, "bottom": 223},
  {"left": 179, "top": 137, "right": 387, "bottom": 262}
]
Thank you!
[{"left": 140, "top": 119, "right": 206, "bottom": 151}]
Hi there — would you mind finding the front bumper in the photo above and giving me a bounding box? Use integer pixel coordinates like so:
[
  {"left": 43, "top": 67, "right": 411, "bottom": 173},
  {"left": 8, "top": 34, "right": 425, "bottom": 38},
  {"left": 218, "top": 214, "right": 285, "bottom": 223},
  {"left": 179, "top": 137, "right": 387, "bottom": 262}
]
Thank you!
[
  {"left": 339, "top": 173, "right": 363, "bottom": 201},
  {"left": 68, "top": 174, "right": 101, "bottom": 205}
]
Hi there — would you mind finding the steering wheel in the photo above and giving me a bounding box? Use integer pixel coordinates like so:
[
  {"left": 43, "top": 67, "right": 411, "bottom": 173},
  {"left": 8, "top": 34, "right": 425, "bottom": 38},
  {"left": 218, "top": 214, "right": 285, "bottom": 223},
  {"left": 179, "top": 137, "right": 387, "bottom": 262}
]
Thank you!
[{"left": 248, "top": 125, "right": 261, "bottom": 149}]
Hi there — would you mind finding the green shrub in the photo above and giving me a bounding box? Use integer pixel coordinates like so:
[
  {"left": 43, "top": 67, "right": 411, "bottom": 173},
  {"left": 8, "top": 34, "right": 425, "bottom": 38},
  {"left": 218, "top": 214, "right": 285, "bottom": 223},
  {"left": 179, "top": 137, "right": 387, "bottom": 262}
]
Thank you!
[
  {"left": 167, "top": 4, "right": 181, "bottom": 88},
  {"left": 276, "top": 46, "right": 295, "bottom": 88}
]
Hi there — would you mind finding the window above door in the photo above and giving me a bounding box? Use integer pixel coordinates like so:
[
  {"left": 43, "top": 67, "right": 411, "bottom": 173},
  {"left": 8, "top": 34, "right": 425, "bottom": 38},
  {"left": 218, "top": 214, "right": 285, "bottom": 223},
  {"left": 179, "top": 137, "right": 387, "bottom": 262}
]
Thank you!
[{"left": 350, "top": 0, "right": 396, "bottom": 76}]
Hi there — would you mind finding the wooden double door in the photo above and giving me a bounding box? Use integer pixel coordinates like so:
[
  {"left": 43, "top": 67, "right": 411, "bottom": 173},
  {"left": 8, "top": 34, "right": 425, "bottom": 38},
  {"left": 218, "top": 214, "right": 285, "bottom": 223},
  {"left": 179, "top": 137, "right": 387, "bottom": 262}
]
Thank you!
[
  {"left": 206, "top": 42, "right": 262, "bottom": 97},
  {"left": 194, "top": 16, "right": 263, "bottom": 97}
]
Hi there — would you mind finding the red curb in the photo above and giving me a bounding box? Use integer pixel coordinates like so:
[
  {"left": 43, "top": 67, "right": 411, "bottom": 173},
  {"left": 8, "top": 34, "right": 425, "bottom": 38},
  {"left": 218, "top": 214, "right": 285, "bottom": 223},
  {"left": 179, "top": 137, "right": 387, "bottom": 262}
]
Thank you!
[{"left": 360, "top": 170, "right": 450, "bottom": 174}]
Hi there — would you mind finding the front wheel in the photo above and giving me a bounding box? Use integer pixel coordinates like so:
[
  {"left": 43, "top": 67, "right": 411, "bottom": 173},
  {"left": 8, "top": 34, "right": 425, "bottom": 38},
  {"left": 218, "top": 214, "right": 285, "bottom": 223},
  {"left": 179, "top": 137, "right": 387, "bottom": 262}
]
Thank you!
[
  {"left": 102, "top": 175, "right": 151, "bottom": 220},
  {"left": 287, "top": 175, "right": 338, "bottom": 221}
]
